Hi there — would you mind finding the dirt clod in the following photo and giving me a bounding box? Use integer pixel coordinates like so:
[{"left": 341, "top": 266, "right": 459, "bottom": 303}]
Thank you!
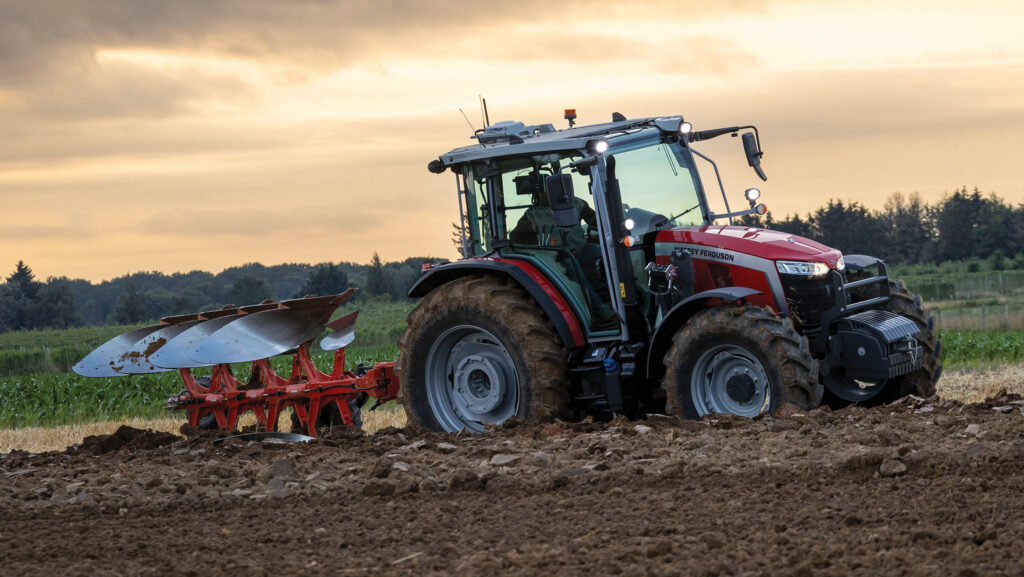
[
  {"left": 78, "top": 425, "right": 179, "bottom": 455},
  {"left": 879, "top": 458, "right": 908, "bottom": 477}
]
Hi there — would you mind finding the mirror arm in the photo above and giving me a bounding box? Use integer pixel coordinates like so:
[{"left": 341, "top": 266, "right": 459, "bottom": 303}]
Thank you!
[{"left": 710, "top": 206, "right": 762, "bottom": 221}]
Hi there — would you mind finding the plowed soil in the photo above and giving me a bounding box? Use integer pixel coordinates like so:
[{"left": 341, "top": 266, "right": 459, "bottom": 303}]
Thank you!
[{"left": 3, "top": 394, "right": 1024, "bottom": 576}]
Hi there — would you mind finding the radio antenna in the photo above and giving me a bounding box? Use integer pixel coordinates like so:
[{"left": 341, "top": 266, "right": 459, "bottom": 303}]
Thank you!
[{"left": 459, "top": 108, "right": 478, "bottom": 132}]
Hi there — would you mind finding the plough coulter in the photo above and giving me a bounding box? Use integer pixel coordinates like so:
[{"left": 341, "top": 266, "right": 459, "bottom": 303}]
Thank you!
[{"left": 73, "top": 289, "right": 399, "bottom": 436}]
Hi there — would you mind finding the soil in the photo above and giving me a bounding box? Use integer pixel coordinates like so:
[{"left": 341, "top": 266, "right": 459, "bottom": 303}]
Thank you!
[{"left": 2, "top": 394, "right": 1024, "bottom": 576}]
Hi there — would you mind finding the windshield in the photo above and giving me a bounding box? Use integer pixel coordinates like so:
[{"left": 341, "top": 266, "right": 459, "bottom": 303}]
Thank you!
[{"left": 608, "top": 139, "right": 706, "bottom": 235}]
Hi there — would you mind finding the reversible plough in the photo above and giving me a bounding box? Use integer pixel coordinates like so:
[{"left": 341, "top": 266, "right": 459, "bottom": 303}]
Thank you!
[{"left": 73, "top": 290, "right": 399, "bottom": 436}]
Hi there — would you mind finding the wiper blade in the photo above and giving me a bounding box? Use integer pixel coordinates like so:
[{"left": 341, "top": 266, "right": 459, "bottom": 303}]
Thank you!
[{"left": 655, "top": 203, "right": 702, "bottom": 229}]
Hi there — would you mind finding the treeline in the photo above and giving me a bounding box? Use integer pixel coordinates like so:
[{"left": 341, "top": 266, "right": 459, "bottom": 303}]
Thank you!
[
  {"left": 3, "top": 186, "right": 1020, "bottom": 332},
  {"left": 743, "top": 187, "right": 1023, "bottom": 265},
  {"left": 0, "top": 253, "right": 435, "bottom": 332}
]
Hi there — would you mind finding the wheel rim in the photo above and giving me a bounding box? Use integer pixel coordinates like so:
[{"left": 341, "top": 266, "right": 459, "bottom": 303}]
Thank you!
[
  {"left": 691, "top": 345, "right": 772, "bottom": 418},
  {"left": 425, "top": 325, "right": 519, "bottom": 432}
]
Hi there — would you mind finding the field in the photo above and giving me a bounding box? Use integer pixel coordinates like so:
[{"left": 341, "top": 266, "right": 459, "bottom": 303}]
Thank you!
[{"left": 2, "top": 394, "right": 1023, "bottom": 575}]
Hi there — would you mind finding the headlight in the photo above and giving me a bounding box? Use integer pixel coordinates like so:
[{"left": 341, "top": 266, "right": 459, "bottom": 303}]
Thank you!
[
  {"left": 836, "top": 255, "right": 845, "bottom": 271},
  {"left": 776, "top": 260, "right": 830, "bottom": 277}
]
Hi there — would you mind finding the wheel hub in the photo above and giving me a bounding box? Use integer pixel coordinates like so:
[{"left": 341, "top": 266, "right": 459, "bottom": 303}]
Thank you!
[
  {"left": 725, "top": 373, "right": 756, "bottom": 403},
  {"left": 453, "top": 355, "right": 504, "bottom": 413},
  {"left": 690, "top": 345, "right": 772, "bottom": 418},
  {"left": 424, "top": 326, "right": 520, "bottom": 433}
]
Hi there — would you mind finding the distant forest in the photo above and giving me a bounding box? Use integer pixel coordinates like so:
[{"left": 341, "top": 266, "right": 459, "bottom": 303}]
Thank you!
[
  {"left": 743, "top": 187, "right": 1020, "bottom": 265},
  {"left": 0, "top": 253, "right": 435, "bottom": 332},
  {"left": 1, "top": 186, "right": 1021, "bottom": 333}
]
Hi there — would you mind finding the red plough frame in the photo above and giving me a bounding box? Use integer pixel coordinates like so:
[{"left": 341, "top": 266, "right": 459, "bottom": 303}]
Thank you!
[{"left": 171, "top": 344, "right": 399, "bottom": 436}]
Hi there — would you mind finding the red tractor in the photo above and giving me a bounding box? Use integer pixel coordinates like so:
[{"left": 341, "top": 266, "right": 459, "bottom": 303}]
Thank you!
[{"left": 398, "top": 113, "right": 941, "bottom": 431}]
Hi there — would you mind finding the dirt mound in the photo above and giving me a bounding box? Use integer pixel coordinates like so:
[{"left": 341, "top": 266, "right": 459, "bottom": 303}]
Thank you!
[
  {"left": 2, "top": 395, "right": 1023, "bottom": 575},
  {"left": 77, "top": 425, "right": 181, "bottom": 455}
]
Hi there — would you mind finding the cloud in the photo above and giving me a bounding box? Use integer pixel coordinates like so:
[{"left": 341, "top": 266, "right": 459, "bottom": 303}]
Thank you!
[
  {"left": 2, "top": 0, "right": 1022, "bottom": 280},
  {"left": 0, "top": 223, "right": 95, "bottom": 240},
  {"left": 0, "top": 0, "right": 773, "bottom": 82}
]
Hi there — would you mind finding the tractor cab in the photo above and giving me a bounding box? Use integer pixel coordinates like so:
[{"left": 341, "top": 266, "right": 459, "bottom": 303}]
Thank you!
[{"left": 434, "top": 114, "right": 762, "bottom": 338}]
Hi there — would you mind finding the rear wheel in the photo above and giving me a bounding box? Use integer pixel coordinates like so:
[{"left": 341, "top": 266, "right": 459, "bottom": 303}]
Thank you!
[
  {"left": 663, "top": 305, "right": 821, "bottom": 419},
  {"left": 397, "top": 275, "right": 570, "bottom": 432}
]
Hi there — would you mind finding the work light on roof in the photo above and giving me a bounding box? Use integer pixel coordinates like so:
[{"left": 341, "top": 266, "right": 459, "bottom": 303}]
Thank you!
[{"left": 589, "top": 140, "right": 609, "bottom": 154}]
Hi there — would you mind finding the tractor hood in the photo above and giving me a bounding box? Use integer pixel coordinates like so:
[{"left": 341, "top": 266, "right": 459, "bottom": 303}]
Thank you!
[{"left": 654, "top": 225, "right": 844, "bottom": 269}]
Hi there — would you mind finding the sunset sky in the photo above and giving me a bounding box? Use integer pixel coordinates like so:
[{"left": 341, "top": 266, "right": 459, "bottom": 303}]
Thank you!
[{"left": 1, "top": 0, "right": 1022, "bottom": 281}]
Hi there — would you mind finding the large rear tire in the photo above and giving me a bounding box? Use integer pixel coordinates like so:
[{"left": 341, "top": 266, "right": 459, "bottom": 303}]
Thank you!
[
  {"left": 397, "top": 275, "right": 570, "bottom": 432},
  {"left": 663, "top": 305, "right": 822, "bottom": 419}
]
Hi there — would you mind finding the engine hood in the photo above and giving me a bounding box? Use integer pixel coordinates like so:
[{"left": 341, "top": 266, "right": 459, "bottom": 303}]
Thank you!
[{"left": 654, "top": 225, "right": 844, "bottom": 269}]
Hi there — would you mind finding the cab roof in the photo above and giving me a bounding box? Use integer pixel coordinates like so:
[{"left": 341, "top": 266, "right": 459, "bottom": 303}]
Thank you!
[{"left": 433, "top": 114, "right": 686, "bottom": 170}]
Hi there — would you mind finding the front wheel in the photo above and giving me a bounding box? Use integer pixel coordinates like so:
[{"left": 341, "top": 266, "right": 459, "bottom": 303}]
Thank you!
[
  {"left": 663, "top": 306, "right": 822, "bottom": 419},
  {"left": 823, "top": 278, "right": 943, "bottom": 407},
  {"left": 397, "top": 275, "right": 570, "bottom": 432},
  {"left": 873, "top": 279, "right": 942, "bottom": 403}
]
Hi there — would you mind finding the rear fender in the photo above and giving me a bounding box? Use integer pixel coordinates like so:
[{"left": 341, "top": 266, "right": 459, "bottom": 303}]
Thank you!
[
  {"left": 644, "top": 287, "right": 763, "bottom": 380},
  {"left": 409, "top": 259, "right": 585, "bottom": 349}
]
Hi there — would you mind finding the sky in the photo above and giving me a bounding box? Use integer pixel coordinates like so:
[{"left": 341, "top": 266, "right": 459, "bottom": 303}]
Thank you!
[{"left": 1, "top": 0, "right": 1022, "bottom": 282}]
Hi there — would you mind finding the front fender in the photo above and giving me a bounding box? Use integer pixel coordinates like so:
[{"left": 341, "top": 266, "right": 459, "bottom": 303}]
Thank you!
[
  {"left": 645, "top": 287, "right": 763, "bottom": 380},
  {"left": 843, "top": 254, "right": 883, "bottom": 271}
]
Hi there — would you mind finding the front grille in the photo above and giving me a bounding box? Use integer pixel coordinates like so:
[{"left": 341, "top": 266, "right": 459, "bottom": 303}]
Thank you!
[{"left": 781, "top": 274, "right": 836, "bottom": 329}]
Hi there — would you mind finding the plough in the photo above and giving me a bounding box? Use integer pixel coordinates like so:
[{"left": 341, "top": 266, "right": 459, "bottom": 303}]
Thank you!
[{"left": 73, "top": 289, "right": 399, "bottom": 436}]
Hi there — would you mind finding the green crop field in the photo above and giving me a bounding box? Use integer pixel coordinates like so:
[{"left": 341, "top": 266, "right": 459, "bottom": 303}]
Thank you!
[{"left": 2, "top": 291, "right": 1024, "bottom": 429}]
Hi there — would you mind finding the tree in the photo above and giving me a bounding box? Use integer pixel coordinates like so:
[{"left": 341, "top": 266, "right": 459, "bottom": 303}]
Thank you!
[
  {"left": 365, "top": 252, "right": 390, "bottom": 298},
  {"left": 810, "top": 200, "right": 887, "bottom": 257},
  {"left": 29, "top": 277, "right": 83, "bottom": 329},
  {"left": 111, "top": 279, "right": 147, "bottom": 325},
  {"left": 6, "top": 260, "right": 41, "bottom": 300},
  {"left": 296, "top": 263, "right": 349, "bottom": 297},
  {"left": 933, "top": 187, "right": 986, "bottom": 262},
  {"left": 0, "top": 283, "right": 27, "bottom": 331},
  {"left": 880, "top": 192, "right": 932, "bottom": 263},
  {"left": 228, "top": 276, "right": 272, "bottom": 305}
]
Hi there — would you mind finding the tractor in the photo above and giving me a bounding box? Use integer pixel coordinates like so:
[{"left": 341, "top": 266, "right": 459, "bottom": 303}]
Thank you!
[
  {"left": 397, "top": 112, "right": 941, "bottom": 432},
  {"left": 72, "top": 111, "right": 940, "bottom": 436}
]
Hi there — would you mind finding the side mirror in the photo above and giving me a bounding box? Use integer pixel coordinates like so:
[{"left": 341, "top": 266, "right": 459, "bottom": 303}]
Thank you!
[
  {"left": 546, "top": 173, "right": 579, "bottom": 227},
  {"left": 742, "top": 132, "right": 767, "bottom": 182}
]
